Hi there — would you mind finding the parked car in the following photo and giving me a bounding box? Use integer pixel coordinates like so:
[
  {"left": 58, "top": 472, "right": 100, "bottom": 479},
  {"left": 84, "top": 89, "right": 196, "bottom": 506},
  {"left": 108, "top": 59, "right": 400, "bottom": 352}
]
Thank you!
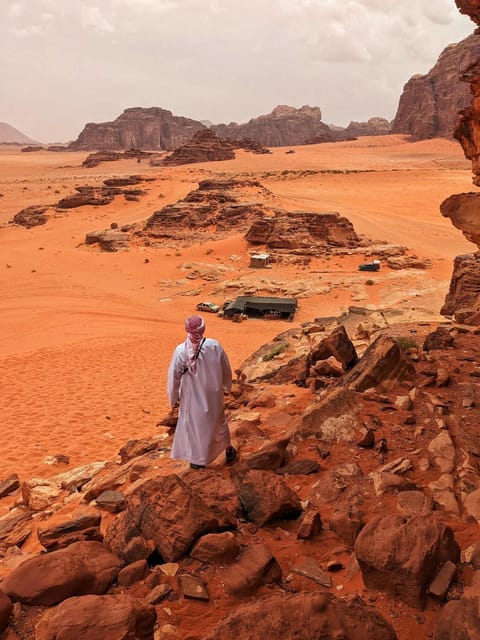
[
  {"left": 358, "top": 260, "right": 380, "bottom": 272},
  {"left": 196, "top": 301, "right": 220, "bottom": 313}
]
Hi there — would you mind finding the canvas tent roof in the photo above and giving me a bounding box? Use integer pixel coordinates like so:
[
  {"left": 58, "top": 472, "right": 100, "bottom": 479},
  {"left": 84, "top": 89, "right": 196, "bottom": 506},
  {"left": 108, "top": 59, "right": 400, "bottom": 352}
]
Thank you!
[{"left": 224, "top": 296, "right": 297, "bottom": 316}]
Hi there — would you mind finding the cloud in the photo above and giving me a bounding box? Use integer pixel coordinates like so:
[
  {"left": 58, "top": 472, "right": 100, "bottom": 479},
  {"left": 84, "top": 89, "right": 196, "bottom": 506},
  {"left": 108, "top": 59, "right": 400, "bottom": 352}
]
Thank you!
[{"left": 0, "top": 0, "right": 475, "bottom": 140}]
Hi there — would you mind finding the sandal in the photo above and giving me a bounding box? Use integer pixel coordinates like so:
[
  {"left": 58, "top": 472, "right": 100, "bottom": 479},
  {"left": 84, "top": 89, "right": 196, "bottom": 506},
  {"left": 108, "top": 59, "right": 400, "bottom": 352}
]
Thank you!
[
  {"left": 226, "top": 446, "right": 238, "bottom": 465},
  {"left": 190, "top": 463, "right": 206, "bottom": 470}
]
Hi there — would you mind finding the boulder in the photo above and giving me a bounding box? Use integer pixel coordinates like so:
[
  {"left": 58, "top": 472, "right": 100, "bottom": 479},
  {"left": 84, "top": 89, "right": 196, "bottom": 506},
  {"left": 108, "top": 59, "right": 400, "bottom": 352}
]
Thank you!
[
  {"left": 354, "top": 514, "right": 460, "bottom": 608},
  {"left": 434, "top": 595, "right": 480, "bottom": 639},
  {"left": 244, "top": 437, "right": 290, "bottom": 470},
  {"left": 234, "top": 469, "right": 302, "bottom": 527},
  {"left": 221, "top": 543, "right": 282, "bottom": 595},
  {"left": 12, "top": 205, "right": 49, "bottom": 228},
  {"left": 189, "top": 532, "right": 240, "bottom": 564},
  {"left": 35, "top": 593, "right": 156, "bottom": 640},
  {"left": 441, "top": 252, "right": 480, "bottom": 324},
  {"left": 297, "top": 388, "right": 363, "bottom": 442},
  {"left": 37, "top": 512, "right": 102, "bottom": 550},
  {"left": 0, "top": 590, "right": 12, "bottom": 632},
  {"left": 0, "top": 473, "right": 20, "bottom": 498},
  {"left": 342, "top": 334, "right": 416, "bottom": 392},
  {"left": 205, "top": 592, "right": 397, "bottom": 640},
  {"left": 310, "top": 463, "right": 364, "bottom": 504},
  {"left": 0, "top": 509, "right": 33, "bottom": 548},
  {"left": 2, "top": 541, "right": 123, "bottom": 606},
  {"left": 104, "top": 474, "right": 236, "bottom": 563}
]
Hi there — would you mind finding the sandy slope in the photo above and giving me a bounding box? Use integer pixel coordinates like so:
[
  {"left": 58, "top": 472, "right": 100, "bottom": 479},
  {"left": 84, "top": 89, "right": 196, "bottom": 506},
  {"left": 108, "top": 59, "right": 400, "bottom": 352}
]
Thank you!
[{"left": 0, "top": 135, "right": 474, "bottom": 479}]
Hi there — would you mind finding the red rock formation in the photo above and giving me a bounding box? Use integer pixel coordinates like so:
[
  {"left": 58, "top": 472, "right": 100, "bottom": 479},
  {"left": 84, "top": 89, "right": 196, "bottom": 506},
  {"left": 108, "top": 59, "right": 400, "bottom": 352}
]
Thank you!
[
  {"left": 245, "top": 210, "right": 360, "bottom": 251},
  {"left": 162, "top": 129, "right": 235, "bottom": 166},
  {"left": 144, "top": 179, "right": 271, "bottom": 240},
  {"left": 212, "top": 105, "right": 333, "bottom": 147},
  {"left": 437, "top": 9, "right": 480, "bottom": 322},
  {"left": 69, "top": 107, "right": 206, "bottom": 151},
  {"left": 441, "top": 252, "right": 480, "bottom": 324},
  {"left": 344, "top": 117, "right": 392, "bottom": 137},
  {"left": 12, "top": 205, "right": 50, "bottom": 227},
  {"left": 456, "top": 0, "right": 480, "bottom": 25},
  {"left": 392, "top": 33, "right": 480, "bottom": 140}
]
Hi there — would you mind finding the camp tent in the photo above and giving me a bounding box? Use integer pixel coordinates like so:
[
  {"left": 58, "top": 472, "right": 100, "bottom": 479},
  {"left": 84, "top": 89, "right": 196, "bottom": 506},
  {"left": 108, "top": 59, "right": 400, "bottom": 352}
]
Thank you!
[{"left": 223, "top": 296, "right": 297, "bottom": 319}]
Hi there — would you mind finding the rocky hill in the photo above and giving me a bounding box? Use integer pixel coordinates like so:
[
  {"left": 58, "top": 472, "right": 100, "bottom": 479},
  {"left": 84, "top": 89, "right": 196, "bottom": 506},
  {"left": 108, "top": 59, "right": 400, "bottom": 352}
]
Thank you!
[
  {"left": 212, "top": 105, "right": 333, "bottom": 147},
  {"left": 0, "top": 123, "right": 39, "bottom": 145},
  {"left": 343, "top": 117, "right": 392, "bottom": 138},
  {"left": 391, "top": 32, "right": 480, "bottom": 140},
  {"left": 69, "top": 107, "right": 206, "bottom": 151}
]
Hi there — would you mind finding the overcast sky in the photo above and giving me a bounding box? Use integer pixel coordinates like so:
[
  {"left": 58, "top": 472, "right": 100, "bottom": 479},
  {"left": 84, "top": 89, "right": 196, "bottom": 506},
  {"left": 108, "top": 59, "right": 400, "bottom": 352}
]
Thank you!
[{"left": 0, "top": 0, "right": 475, "bottom": 143}]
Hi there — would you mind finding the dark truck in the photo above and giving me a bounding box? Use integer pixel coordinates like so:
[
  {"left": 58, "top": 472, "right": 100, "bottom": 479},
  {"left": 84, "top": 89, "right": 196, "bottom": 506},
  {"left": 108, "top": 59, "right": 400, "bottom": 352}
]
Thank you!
[{"left": 358, "top": 260, "right": 380, "bottom": 272}]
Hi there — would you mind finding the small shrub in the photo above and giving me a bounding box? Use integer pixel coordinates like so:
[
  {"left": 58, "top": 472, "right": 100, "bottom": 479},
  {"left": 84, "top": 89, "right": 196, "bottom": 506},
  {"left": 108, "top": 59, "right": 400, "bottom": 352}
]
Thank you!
[
  {"left": 365, "top": 279, "right": 374, "bottom": 286},
  {"left": 395, "top": 336, "right": 418, "bottom": 352},
  {"left": 262, "top": 342, "right": 288, "bottom": 362}
]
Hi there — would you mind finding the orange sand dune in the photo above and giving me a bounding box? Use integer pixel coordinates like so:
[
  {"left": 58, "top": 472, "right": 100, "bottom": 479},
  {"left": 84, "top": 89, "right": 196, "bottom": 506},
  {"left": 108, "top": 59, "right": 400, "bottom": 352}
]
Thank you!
[{"left": 0, "top": 135, "right": 474, "bottom": 479}]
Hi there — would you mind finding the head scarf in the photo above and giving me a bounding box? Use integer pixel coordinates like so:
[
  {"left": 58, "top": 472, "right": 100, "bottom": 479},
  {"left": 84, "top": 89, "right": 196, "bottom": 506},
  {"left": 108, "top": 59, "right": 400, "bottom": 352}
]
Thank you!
[{"left": 184, "top": 315, "right": 205, "bottom": 374}]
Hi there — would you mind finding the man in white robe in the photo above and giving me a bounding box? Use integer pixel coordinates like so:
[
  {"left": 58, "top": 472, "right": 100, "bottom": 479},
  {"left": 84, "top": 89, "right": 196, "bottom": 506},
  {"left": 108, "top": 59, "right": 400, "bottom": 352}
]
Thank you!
[{"left": 167, "top": 315, "right": 237, "bottom": 469}]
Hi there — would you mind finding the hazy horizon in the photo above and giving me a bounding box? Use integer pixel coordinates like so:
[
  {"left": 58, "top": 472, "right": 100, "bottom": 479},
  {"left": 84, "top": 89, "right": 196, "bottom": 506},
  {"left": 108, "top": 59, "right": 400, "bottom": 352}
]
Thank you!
[{"left": 1, "top": 0, "right": 475, "bottom": 143}]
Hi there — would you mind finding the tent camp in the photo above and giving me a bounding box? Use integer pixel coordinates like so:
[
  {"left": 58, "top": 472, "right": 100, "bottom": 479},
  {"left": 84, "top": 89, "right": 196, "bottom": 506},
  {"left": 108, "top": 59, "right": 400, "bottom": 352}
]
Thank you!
[{"left": 223, "top": 296, "right": 297, "bottom": 320}]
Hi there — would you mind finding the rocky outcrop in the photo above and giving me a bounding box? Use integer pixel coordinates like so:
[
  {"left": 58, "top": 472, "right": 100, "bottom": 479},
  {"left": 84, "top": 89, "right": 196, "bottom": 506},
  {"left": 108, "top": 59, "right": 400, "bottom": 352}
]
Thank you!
[
  {"left": 159, "top": 130, "right": 272, "bottom": 166},
  {"left": 245, "top": 211, "right": 360, "bottom": 251},
  {"left": 456, "top": 0, "right": 480, "bottom": 25},
  {"left": 12, "top": 205, "right": 49, "bottom": 228},
  {"left": 355, "top": 514, "right": 460, "bottom": 609},
  {"left": 343, "top": 117, "right": 392, "bottom": 138},
  {"left": 144, "top": 178, "right": 272, "bottom": 240},
  {"left": 35, "top": 594, "right": 156, "bottom": 640},
  {"left": 2, "top": 541, "right": 122, "bottom": 606},
  {"left": 392, "top": 33, "right": 480, "bottom": 140},
  {"left": 69, "top": 107, "right": 206, "bottom": 151},
  {"left": 205, "top": 592, "right": 397, "bottom": 640},
  {"left": 441, "top": 252, "right": 480, "bottom": 324},
  {"left": 434, "top": 595, "right": 480, "bottom": 639},
  {"left": 212, "top": 105, "right": 333, "bottom": 147},
  {"left": 162, "top": 129, "right": 235, "bottom": 166}
]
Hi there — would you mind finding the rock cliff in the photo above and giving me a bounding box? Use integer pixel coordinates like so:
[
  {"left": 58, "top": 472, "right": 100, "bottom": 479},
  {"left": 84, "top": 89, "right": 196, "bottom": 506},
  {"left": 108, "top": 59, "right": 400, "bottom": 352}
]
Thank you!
[
  {"left": 391, "top": 33, "right": 480, "bottom": 140},
  {"left": 212, "top": 105, "right": 333, "bottom": 147},
  {"left": 343, "top": 118, "right": 392, "bottom": 138},
  {"left": 69, "top": 107, "right": 206, "bottom": 151},
  {"left": 438, "top": 7, "right": 480, "bottom": 324},
  {"left": 161, "top": 129, "right": 235, "bottom": 166},
  {"left": 245, "top": 211, "right": 361, "bottom": 252}
]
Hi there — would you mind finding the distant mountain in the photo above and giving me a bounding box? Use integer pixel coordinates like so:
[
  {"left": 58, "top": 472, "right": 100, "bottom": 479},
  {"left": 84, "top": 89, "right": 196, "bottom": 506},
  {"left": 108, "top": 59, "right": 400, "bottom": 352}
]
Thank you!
[
  {"left": 211, "top": 105, "right": 333, "bottom": 147},
  {"left": 69, "top": 107, "right": 206, "bottom": 151},
  {"left": 392, "top": 32, "right": 480, "bottom": 140},
  {"left": 69, "top": 104, "right": 393, "bottom": 152},
  {"left": 0, "top": 122, "right": 39, "bottom": 144}
]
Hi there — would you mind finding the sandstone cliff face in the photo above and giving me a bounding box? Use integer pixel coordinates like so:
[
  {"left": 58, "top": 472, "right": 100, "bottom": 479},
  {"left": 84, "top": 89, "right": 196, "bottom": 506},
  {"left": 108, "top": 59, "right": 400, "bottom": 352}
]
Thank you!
[
  {"left": 245, "top": 211, "right": 360, "bottom": 252},
  {"left": 456, "top": 0, "right": 480, "bottom": 25},
  {"left": 392, "top": 33, "right": 480, "bottom": 140},
  {"left": 161, "top": 129, "right": 235, "bottom": 166},
  {"left": 212, "top": 105, "right": 332, "bottom": 147},
  {"left": 69, "top": 107, "right": 206, "bottom": 151},
  {"left": 438, "top": 7, "right": 480, "bottom": 324},
  {"left": 344, "top": 118, "right": 391, "bottom": 138}
]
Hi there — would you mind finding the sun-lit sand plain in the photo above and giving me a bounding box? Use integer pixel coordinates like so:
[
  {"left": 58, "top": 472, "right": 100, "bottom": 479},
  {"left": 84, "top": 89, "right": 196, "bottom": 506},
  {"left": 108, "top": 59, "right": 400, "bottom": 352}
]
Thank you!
[{"left": 0, "top": 135, "right": 474, "bottom": 480}]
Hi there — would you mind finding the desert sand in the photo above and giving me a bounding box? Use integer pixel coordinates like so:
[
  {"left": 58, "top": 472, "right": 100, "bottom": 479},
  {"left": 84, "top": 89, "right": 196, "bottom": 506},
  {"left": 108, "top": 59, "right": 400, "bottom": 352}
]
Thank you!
[{"left": 0, "top": 134, "right": 474, "bottom": 481}]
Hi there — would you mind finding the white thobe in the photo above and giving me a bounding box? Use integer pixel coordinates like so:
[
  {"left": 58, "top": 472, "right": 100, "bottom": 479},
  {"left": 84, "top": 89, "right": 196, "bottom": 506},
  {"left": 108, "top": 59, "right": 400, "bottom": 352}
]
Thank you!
[{"left": 167, "top": 337, "right": 233, "bottom": 466}]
